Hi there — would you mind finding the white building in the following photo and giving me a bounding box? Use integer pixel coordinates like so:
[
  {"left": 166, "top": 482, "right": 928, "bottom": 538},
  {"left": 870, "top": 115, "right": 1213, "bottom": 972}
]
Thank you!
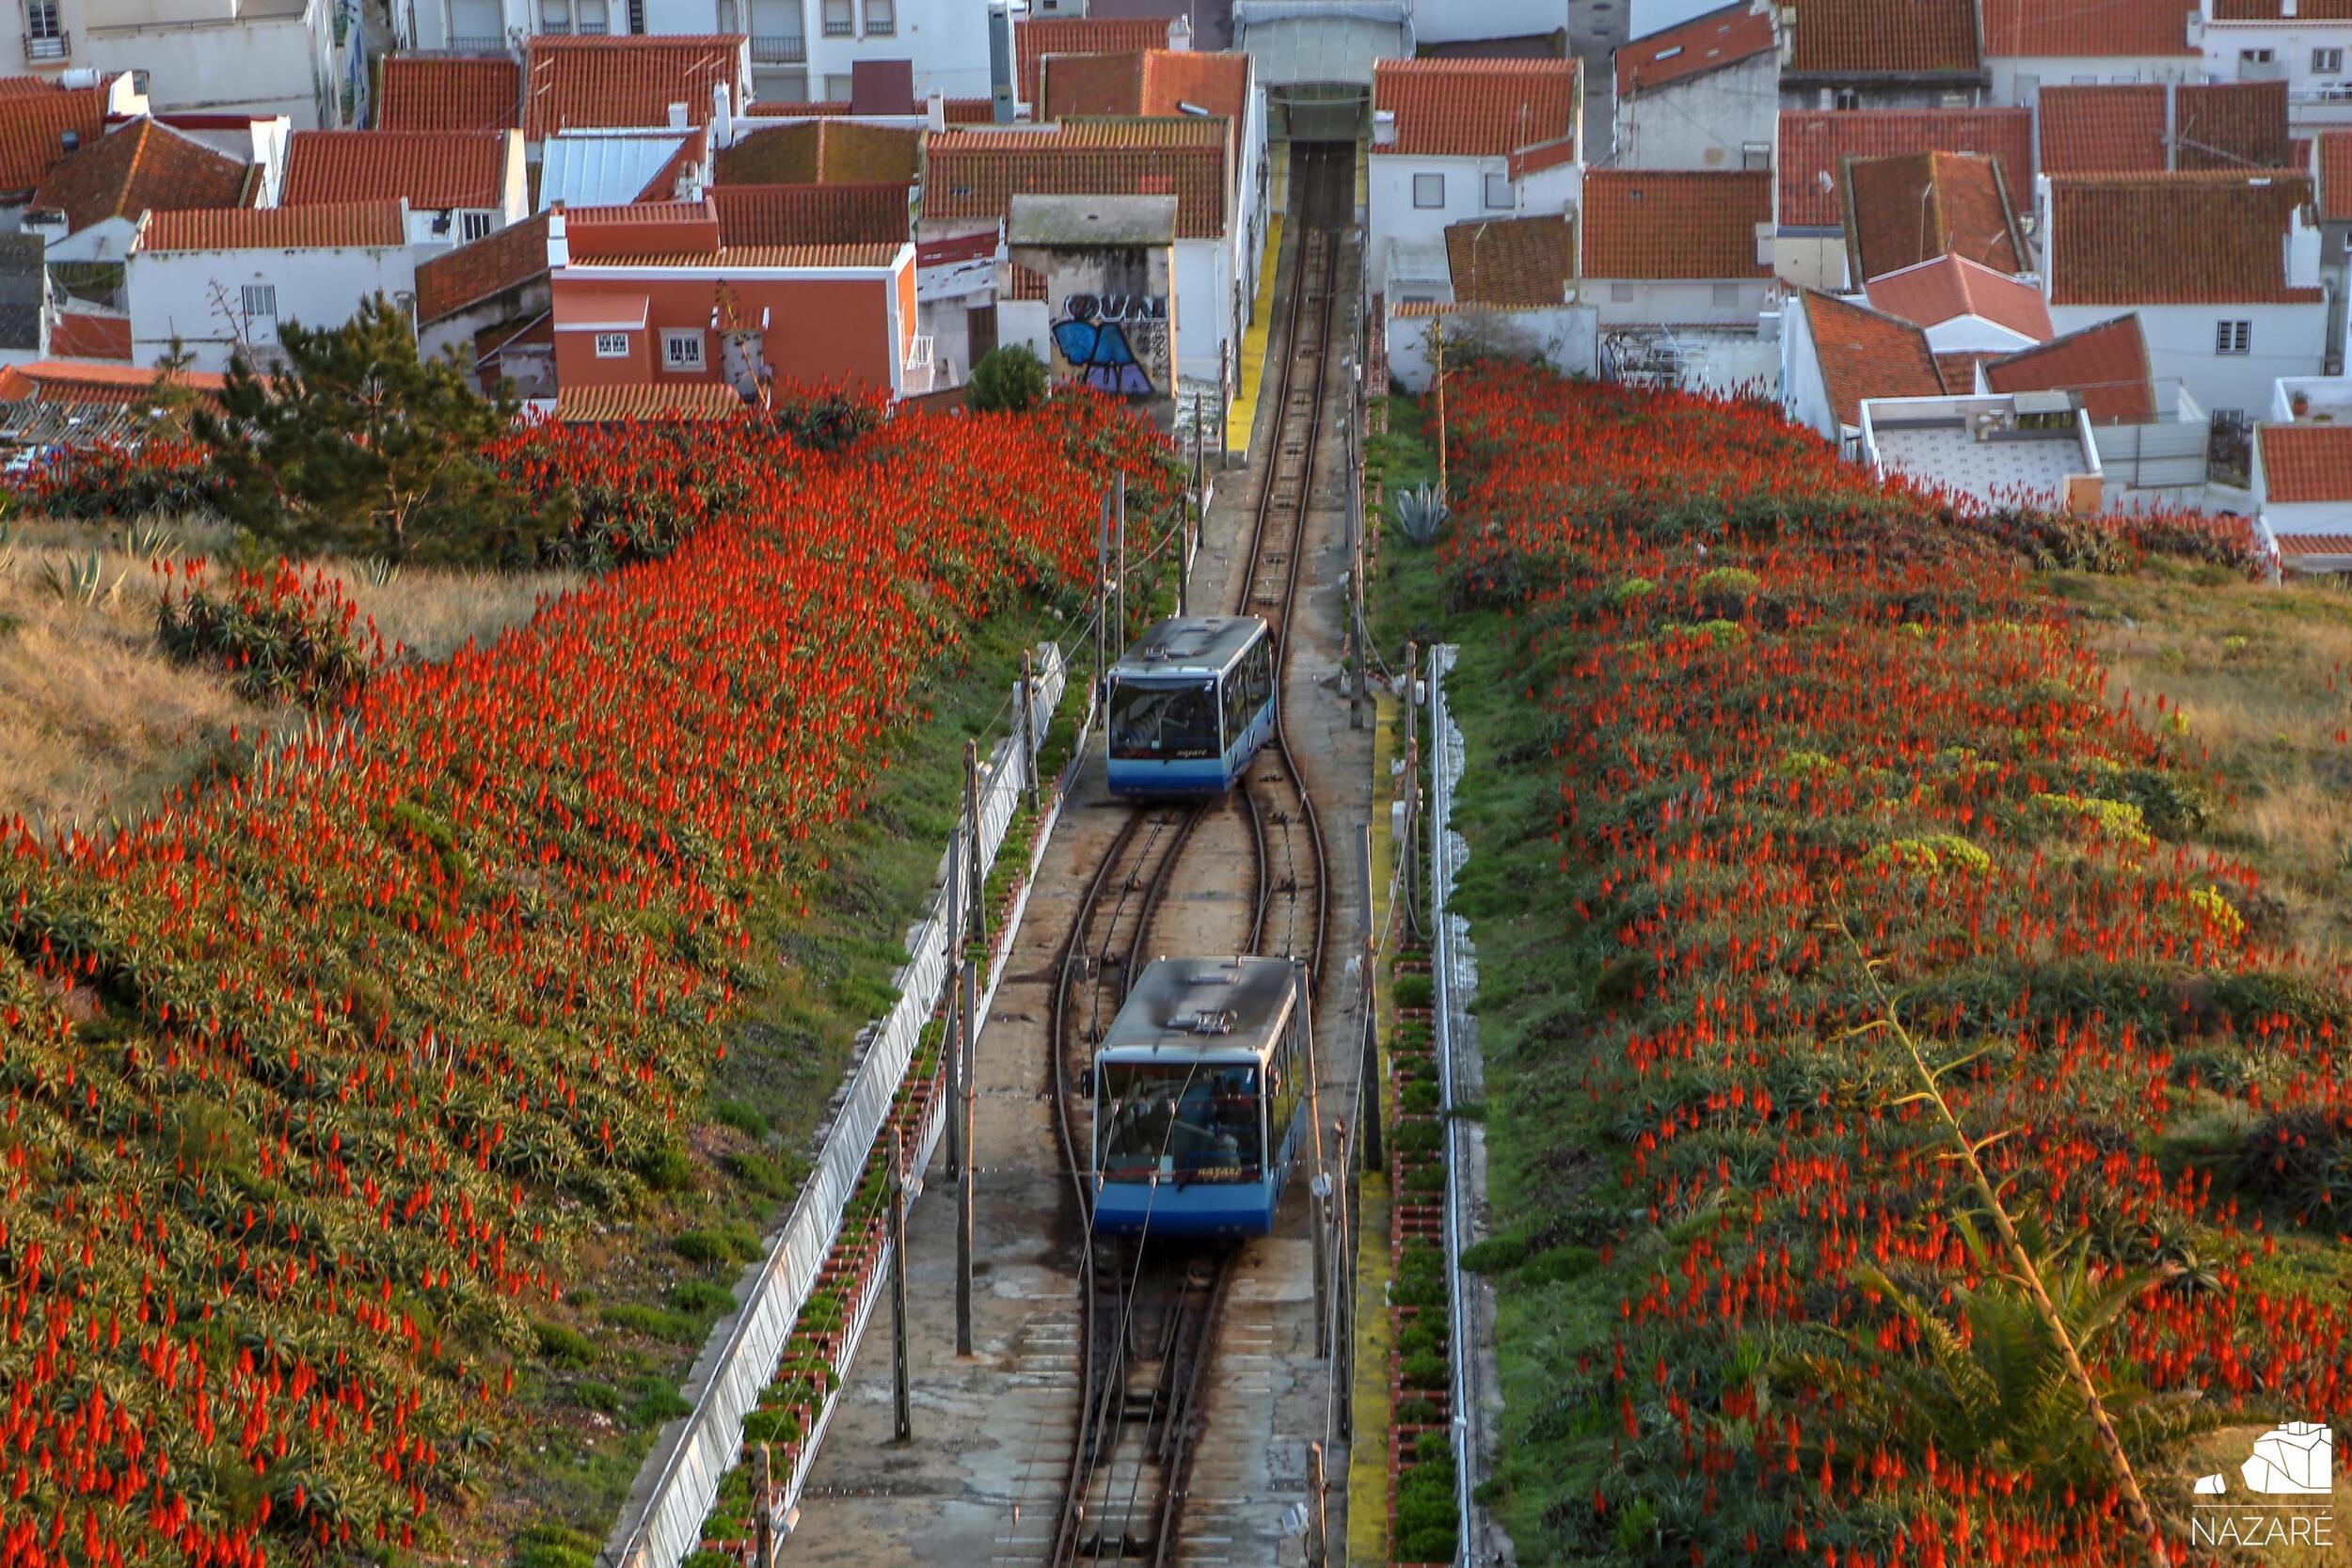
[
  {"left": 1860, "top": 388, "right": 2105, "bottom": 510},
  {"left": 1611, "top": 0, "right": 1776, "bottom": 170},
  {"left": 1864, "top": 253, "right": 2052, "bottom": 354},
  {"left": 1981, "top": 0, "right": 2200, "bottom": 107},
  {"left": 2253, "top": 419, "right": 2352, "bottom": 562},
  {"left": 47, "top": 0, "right": 360, "bottom": 129},
  {"left": 126, "top": 199, "right": 418, "bottom": 371},
  {"left": 1411, "top": 0, "right": 1565, "bottom": 46},
  {"left": 1579, "top": 167, "right": 1775, "bottom": 327},
  {"left": 280, "top": 129, "right": 529, "bottom": 251},
  {"left": 1781, "top": 287, "right": 1947, "bottom": 448},
  {"left": 1368, "top": 57, "right": 1581, "bottom": 293},
  {"left": 2040, "top": 170, "right": 2328, "bottom": 436},
  {"left": 2191, "top": 0, "right": 2352, "bottom": 131}
]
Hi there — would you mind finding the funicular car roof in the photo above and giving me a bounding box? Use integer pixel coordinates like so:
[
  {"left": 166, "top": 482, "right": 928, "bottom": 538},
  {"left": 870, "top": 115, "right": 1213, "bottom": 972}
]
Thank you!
[
  {"left": 1109, "top": 616, "right": 1267, "bottom": 682},
  {"left": 1099, "top": 956, "right": 1297, "bottom": 1060}
]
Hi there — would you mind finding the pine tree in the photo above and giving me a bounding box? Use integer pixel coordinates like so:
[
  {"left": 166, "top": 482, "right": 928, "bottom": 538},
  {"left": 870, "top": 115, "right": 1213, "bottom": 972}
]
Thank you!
[{"left": 192, "top": 294, "right": 542, "bottom": 563}]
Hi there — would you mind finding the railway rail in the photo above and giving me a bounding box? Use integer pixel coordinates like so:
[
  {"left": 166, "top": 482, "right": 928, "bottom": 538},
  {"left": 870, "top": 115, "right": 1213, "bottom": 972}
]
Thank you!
[{"left": 1044, "top": 142, "right": 1351, "bottom": 1567}]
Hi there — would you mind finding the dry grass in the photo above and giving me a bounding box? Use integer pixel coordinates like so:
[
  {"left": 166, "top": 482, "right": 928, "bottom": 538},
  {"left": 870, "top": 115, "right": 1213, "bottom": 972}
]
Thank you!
[
  {"left": 0, "top": 515, "right": 580, "bottom": 830},
  {"left": 2043, "top": 561, "right": 2352, "bottom": 973}
]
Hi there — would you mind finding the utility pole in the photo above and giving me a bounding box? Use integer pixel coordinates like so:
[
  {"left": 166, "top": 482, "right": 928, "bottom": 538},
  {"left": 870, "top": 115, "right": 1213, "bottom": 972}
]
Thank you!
[
  {"left": 1114, "top": 471, "right": 1128, "bottom": 653},
  {"left": 1019, "top": 650, "right": 1041, "bottom": 810},
  {"left": 1332, "top": 1120, "right": 1353, "bottom": 1443},
  {"left": 956, "top": 957, "right": 977, "bottom": 1356},
  {"left": 944, "top": 827, "right": 961, "bottom": 1013},
  {"left": 1305, "top": 1442, "right": 1328, "bottom": 1568},
  {"left": 1358, "top": 824, "right": 1380, "bottom": 1169},
  {"left": 964, "top": 738, "right": 986, "bottom": 960},
  {"left": 1095, "top": 489, "right": 1111, "bottom": 752},
  {"left": 1431, "top": 323, "right": 1449, "bottom": 498},
  {"left": 945, "top": 958, "right": 962, "bottom": 1180},
  {"left": 888, "top": 1157, "right": 911, "bottom": 1442}
]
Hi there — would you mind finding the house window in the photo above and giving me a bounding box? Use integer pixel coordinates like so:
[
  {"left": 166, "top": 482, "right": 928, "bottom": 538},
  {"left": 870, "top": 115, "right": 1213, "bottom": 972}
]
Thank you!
[
  {"left": 1610, "top": 282, "right": 1634, "bottom": 302},
  {"left": 594, "top": 332, "right": 629, "bottom": 357},
  {"left": 241, "top": 284, "right": 277, "bottom": 319},
  {"left": 627, "top": 0, "right": 644, "bottom": 30},
  {"left": 2240, "top": 48, "right": 2274, "bottom": 64},
  {"left": 1740, "top": 140, "right": 1770, "bottom": 170},
  {"left": 662, "top": 328, "right": 706, "bottom": 371},
  {"left": 1412, "top": 172, "right": 1444, "bottom": 209},
  {"left": 821, "top": 0, "right": 851, "bottom": 34},
  {"left": 575, "top": 0, "right": 608, "bottom": 31},
  {"left": 1834, "top": 87, "right": 1860, "bottom": 110},
  {"left": 459, "top": 210, "right": 495, "bottom": 243},
  {"left": 823, "top": 72, "right": 853, "bottom": 101},
  {"left": 865, "top": 0, "right": 893, "bottom": 33},
  {"left": 24, "top": 0, "right": 62, "bottom": 58},
  {"left": 2216, "top": 320, "right": 2251, "bottom": 355},
  {"left": 2317, "top": 47, "right": 2345, "bottom": 74},
  {"left": 541, "top": 0, "right": 569, "bottom": 27},
  {"left": 1710, "top": 282, "right": 1740, "bottom": 309},
  {"left": 1483, "top": 172, "right": 1512, "bottom": 210}
]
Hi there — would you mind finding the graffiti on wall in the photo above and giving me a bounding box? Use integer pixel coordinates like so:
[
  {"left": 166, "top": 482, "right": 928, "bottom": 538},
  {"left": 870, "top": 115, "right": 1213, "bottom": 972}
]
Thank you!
[{"left": 1051, "top": 293, "right": 1169, "bottom": 398}]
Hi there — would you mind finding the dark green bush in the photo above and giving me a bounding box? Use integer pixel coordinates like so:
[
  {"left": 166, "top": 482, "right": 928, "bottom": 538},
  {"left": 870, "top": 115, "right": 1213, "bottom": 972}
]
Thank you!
[{"left": 970, "top": 345, "right": 1048, "bottom": 414}]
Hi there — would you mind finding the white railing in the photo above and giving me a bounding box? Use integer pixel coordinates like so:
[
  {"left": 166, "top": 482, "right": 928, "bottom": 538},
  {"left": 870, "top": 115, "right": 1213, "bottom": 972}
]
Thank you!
[
  {"left": 597, "top": 646, "right": 1066, "bottom": 1568},
  {"left": 902, "top": 335, "right": 936, "bottom": 397}
]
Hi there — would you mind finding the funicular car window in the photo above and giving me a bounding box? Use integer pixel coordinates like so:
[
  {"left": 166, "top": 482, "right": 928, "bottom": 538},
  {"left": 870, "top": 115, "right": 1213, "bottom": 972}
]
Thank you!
[
  {"left": 1110, "top": 680, "right": 1219, "bottom": 759},
  {"left": 1098, "top": 1062, "right": 1263, "bottom": 1181}
]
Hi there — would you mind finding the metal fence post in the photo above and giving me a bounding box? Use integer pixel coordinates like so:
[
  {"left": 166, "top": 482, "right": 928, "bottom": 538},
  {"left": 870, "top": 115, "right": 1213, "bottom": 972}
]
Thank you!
[
  {"left": 1019, "top": 648, "right": 1040, "bottom": 811},
  {"left": 888, "top": 1160, "right": 911, "bottom": 1443},
  {"left": 956, "top": 957, "right": 977, "bottom": 1357},
  {"left": 964, "top": 738, "right": 986, "bottom": 959}
]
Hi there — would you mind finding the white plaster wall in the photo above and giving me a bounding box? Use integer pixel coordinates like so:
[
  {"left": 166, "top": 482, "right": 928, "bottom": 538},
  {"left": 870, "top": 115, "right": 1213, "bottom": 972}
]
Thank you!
[
  {"left": 804, "top": 0, "right": 991, "bottom": 102},
  {"left": 1369, "top": 152, "right": 1511, "bottom": 289},
  {"left": 83, "top": 8, "right": 331, "bottom": 127},
  {"left": 1171, "top": 234, "right": 1231, "bottom": 385},
  {"left": 1386, "top": 302, "right": 1597, "bottom": 390},
  {"left": 1412, "top": 0, "right": 1566, "bottom": 45},
  {"left": 2049, "top": 300, "right": 2328, "bottom": 425},
  {"left": 1588, "top": 276, "right": 1773, "bottom": 327},
  {"left": 1613, "top": 55, "right": 1776, "bottom": 169},
  {"left": 128, "top": 244, "right": 418, "bottom": 370},
  {"left": 2197, "top": 17, "right": 2352, "bottom": 108},
  {"left": 42, "top": 214, "right": 139, "bottom": 267},
  {"left": 1779, "top": 293, "right": 1839, "bottom": 439},
  {"left": 1987, "top": 54, "right": 2197, "bottom": 105},
  {"left": 1772, "top": 231, "right": 1850, "bottom": 294},
  {"left": 2263, "top": 495, "right": 2352, "bottom": 532}
]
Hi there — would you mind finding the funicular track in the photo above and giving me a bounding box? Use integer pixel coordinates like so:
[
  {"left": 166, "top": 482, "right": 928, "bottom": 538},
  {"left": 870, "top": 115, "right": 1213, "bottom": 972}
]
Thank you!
[{"left": 1044, "top": 143, "right": 1352, "bottom": 1566}]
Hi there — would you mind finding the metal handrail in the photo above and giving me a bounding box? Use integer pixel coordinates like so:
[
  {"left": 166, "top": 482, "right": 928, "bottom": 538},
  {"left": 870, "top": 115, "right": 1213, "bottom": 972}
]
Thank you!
[
  {"left": 24, "top": 28, "right": 69, "bottom": 59},
  {"left": 748, "top": 31, "right": 805, "bottom": 60}
]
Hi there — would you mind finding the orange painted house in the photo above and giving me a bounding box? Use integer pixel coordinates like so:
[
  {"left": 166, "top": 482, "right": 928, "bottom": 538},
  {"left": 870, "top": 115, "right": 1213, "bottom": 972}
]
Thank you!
[{"left": 546, "top": 198, "right": 925, "bottom": 417}]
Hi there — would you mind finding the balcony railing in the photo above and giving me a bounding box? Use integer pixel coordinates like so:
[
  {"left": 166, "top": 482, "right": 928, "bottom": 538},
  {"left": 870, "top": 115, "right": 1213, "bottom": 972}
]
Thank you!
[
  {"left": 820, "top": 14, "right": 852, "bottom": 34},
  {"left": 447, "top": 32, "right": 505, "bottom": 50},
  {"left": 24, "top": 29, "right": 67, "bottom": 60},
  {"left": 903, "top": 334, "right": 935, "bottom": 396},
  {"left": 749, "top": 31, "right": 804, "bottom": 61}
]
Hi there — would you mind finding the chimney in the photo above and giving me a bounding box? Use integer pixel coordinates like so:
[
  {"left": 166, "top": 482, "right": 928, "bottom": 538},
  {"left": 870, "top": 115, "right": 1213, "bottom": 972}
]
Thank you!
[
  {"left": 1168, "top": 13, "right": 1192, "bottom": 51},
  {"left": 710, "top": 83, "right": 732, "bottom": 147},
  {"left": 989, "top": 2, "right": 1015, "bottom": 123},
  {"left": 927, "top": 90, "right": 946, "bottom": 132},
  {"left": 667, "top": 101, "right": 690, "bottom": 130},
  {"left": 1373, "top": 109, "right": 1397, "bottom": 149},
  {"left": 2162, "top": 81, "right": 2178, "bottom": 171},
  {"left": 547, "top": 204, "right": 569, "bottom": 268}
]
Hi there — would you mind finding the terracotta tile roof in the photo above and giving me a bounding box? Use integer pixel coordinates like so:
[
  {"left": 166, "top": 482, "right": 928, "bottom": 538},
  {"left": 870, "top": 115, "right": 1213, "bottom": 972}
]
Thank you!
[
  {"left": 944, "top": 98, "right": 997, "bottom": 125},
  {"left": 1372, "top": 58, "right": 1579, "bottom": 164},
  {"left": 1980, "top": 0, "right": 2195, "bottom": 56},
  {"left": 2038, "top": 81, "right": 2290, "bottom": 175},
  {"left": 1801, "top": 289, "right": 1943, "bottom": 428},
  {"left": 1581, "top": 167, "right": 1770, "bottom": 278},
  {"left": 0, "top": 76, "right": 54, "bottom": 97},
  {"left": 1009, "top": 261, "right": 1047, "bottom": 301},
  {"left": 2260, "top": 423, "right": 2352, "bottom": 503},
  {"left": 46, "top": 310, "right": 132, "bottom": 361},
  {"left": 29, "top": 119, "right": 248, "bottom": 234},
  {"left": 418, "top": 209, "right": 551, "bottom": 323},
  {"left": 1842, "top": 150, "right": 2026, "bottom": 281},
  {"left": 1778, "top": 109, "right": 2032, "bottom": 228},
  {"left": 1039, "top": 49, "right": 1249, "bottom": 123},
  {"left": 283, "top": 129, "right": 512, "bottom": 210},
  {"left": 1786, "top": 0, "right": 1982, "bottom": 76},
  {"left": 1982, "top": 314, "right": 2156, "bottom": 423},
  {"left": 138, "top": 199, "right": 409, "bottom": 252},
  {"left": 555, "top": 382, "right": 741, "bottom": 421},
  {"left": 2046, "top": 172, "right": 2322, "bottom": 305},
  {"left": 523, "top": 35, "right": 745, "bottom": 140},
  {"left": 1014, "top": 17, "right": 1170, "bottom": 104},
  {"left": 1933, "top": 350, "right": 1995, "bottom": 392},
  {"left": 715, "top": 119, "right": 919, "bottom": 185},
  {"left": 2320, "top": 129, "right": 2352, "bottom": 221},
  {"left": 925, "top": 119, "right": 1230, "bottom": 239},
  {"left": 0, "top": 358, "right": 228, "bottom": 404},
  {"left": 378, "top": 55, "right": 522, "bottom": 133},
  {"left": 1866, "top": 252, "right": 2053, "bottom": 339},
  {"left": 710, "top": 182, "right": 909, "bottom": 245},
  {"left": 0, "top": 87, "right": 108, "bottom": 196},
  {"left": 743, "top": 100, "right": 853, "bottom": 117},
  {"left": 2274, "top": 533, "right": 2352, "bottom": 558},
  {"left": 1614, "top": 2, "right": 1776, "bottom": 97},
  {"left": 1443, "top": 214, "right": 1578, "bottom": 305}
]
